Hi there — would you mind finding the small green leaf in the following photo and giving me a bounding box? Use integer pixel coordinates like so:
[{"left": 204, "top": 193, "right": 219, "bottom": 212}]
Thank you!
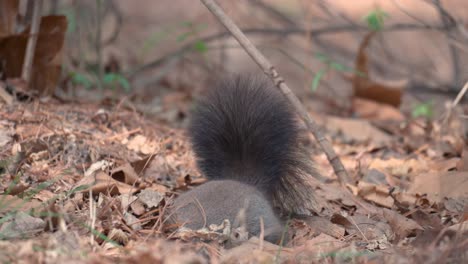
[
  {"left": 364, "top": 8, "right": 389, "bottom": 31},
  {"left": 102, "top": 73, "right": 131, "bottom": 92},
  {"left": 70, "top": 72, "right": 93, "bottom": 89},
  {"left": 311, "top": 69, "right": 327, "bottom": 92},
  {"left": 194, "top": 40, "right": 207, "bottom": 53},
  {"left": 412, "top": 101, "right": 433, "bottom": 118}
]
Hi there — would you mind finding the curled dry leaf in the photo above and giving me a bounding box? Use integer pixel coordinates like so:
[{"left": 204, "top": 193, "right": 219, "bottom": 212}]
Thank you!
[
  {"left": 111, "top": 163, "right": 140, "bottom": 185},
  {"left": 75, "top": 170, "right": 138, "bottom": 195},
  {"left": 351, "top": 31, "right": 405, "bottom": 107}
]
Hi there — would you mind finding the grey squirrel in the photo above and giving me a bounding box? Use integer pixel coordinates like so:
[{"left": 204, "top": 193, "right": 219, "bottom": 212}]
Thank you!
[{"left": 170, "top": 75, "right": 317, "bottom": 243}]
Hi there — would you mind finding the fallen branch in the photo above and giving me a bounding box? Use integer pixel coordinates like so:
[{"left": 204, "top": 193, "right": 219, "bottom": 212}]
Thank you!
[{"left": 199, "top": 0, "right": 351, "bottom": 184}]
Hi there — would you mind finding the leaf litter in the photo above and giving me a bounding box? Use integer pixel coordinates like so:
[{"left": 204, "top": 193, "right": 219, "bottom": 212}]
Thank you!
[{"left": 0, "top": 19, "right": 467, "bottom": 264}]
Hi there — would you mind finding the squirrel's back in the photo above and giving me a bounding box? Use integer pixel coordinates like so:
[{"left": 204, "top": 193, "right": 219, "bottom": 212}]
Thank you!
[{"left": 171, "top": 75, "right": 316, "bottom": 243}]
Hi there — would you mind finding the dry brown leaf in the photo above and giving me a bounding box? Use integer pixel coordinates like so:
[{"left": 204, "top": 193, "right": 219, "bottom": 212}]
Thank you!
[
  {"left": 369, "top": 158, "right": 428, "bottom": 178},
  {"left": 130, "top": 199, "right": 146, "bottom": 216},
  {"left": 76, "top": 171, "right": 138, "bottom": 195},
  {"left": 332, "top": 214, "right": 392, "bottom": 241},
  {"left": 303, "top": 216, "right": 345, "bottom": 239},
  {"left": 392, "top": 191, "right": 418, "bottom": 208},
  {"left": 131, "top": 155, "right": 156, "bottom": 176},
  {"left": 0, "top": 0, "right": 19, "bottom": 37},
  {"left": 357, "top": 181, "right": 394, "bottom": 208},
  {"left": 353, "top": 98, "right": 405, "bottom": 121},
  {"left": 325, "top": 117, "right": 392, "bottom": 146},
  {"left": 409, "top": 172, "right": 468, "bottom": 202},
  {"left": 456, "top": 148, "right": 468, "bottom": 171},
  {"left": 382, "top": 208, "right": 423, "bottom": 242},
  {"left": 111, "top": 163, "right": 140, "bottom": 185},
  {"left": 126, "top": 135, "right": 159, "bottom": 155},
  {"left": 137, "top": 189, "right": 164, "bottom": 209},
  {"left": 351, "top": 31, "right": 405, "bottom": 107},
  {"left": 409, "top": 209, "right": 442, "bottom": 230},
  {"left": 0, "top": 16, "right": 67, "bottom": 94}
]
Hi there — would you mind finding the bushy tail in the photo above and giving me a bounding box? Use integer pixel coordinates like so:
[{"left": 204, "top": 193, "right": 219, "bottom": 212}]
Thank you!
[{"left": 189, "top": 75, "right": 317, "bottom": 213}]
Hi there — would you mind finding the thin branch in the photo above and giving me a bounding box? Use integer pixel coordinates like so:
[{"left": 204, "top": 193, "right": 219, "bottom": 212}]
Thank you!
[
  {"left": 199, "top": 0, "right": 351, "bottom": 184},
  {"left": 21, "top": 0, "right": 42, "bottom": 85},
  {"left": 249, "top": 0, "right": 297, "bottom": 26},
  {"left": 128, "top": 22, "right": 452, "bottom": 77}
]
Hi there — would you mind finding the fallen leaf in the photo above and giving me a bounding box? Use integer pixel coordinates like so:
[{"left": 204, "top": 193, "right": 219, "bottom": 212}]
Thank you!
[
  {"left": 353, "top": 98, "right": 405, "bottom": 121},
  {"left": 126, "top": 135, "right": 159, "bottom": 155},
  {"left": 351, "top": 31, "right": 405, "bottom": 107},
  {"left": 0, "top": 0, "right": 19, "bottom": 37},
  {"left": 357, "top": 181, "right": 394, "bottom": 208},
  {"left": 303, "top": 216, "right": 345, "bottom": 239},
  {"left": 325, "top": 117, "right": 391, "bottom": 146},
  {"left": 75, "top": 170, "right": 138, "bottom": 195},
  {"left": 382, "top": 208, "right": 423, "bottom": 242},
  {"left": 0, "top": 16, "right": 67, "bottom": 94},
  {"left": 137, "top": 189, "right": 164, "bottom": 208},
  {"left": 111, "top": 163, "right": 140, "bottom": 185},
  {"left": 409, "top": 172, "right": 468, "bottom": 202}
]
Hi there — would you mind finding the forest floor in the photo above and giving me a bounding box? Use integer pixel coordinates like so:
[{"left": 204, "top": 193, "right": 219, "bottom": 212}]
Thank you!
[
  {"left": 0, "top": 85, "right": 467, "bottom": 263},
  {"left": 0, "top": 0, "right": 468, "bottom": 263}
]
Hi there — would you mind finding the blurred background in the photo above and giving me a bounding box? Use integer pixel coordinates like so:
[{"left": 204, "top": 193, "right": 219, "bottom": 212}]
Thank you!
[{"left": 3, "top": 0, "right": 468, "bottom": 126}]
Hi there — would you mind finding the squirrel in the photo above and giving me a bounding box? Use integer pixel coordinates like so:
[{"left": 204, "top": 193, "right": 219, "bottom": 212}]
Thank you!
[{"left": 170, "top": 75, "right": 317, "bottom": 244}]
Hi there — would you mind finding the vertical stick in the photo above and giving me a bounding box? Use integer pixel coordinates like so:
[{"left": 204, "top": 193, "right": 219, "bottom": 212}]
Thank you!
[{"left": 21, "top": 0, "right": 43, "bottom": 85}]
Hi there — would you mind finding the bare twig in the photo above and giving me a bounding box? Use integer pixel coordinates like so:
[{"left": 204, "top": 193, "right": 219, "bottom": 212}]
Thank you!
[
  {"left": 200, "top": 0, "right": 351, "bottom": 184},
  {"left": 451, "top": 81, "right": 468, "bottom": 108},
  {"left": 21, "top": 0, "right": 42, "bottom": 85},
  {"left": 249, "top": 0, "right": 297, "bottom": 26},
  {"left": 128, "top": 22, "right": 452, "bottom": 78}
]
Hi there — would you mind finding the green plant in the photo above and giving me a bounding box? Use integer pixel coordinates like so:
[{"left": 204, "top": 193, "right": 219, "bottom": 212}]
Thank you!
[
  {"left": 364, "top": 8, "right": 389, "bottom": 31},
  {"left": 412, "top": 101, "right": 433, "bottom": 118},
  {"left": 311, "top": 53, "right": 362, "bottom": 91}
]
